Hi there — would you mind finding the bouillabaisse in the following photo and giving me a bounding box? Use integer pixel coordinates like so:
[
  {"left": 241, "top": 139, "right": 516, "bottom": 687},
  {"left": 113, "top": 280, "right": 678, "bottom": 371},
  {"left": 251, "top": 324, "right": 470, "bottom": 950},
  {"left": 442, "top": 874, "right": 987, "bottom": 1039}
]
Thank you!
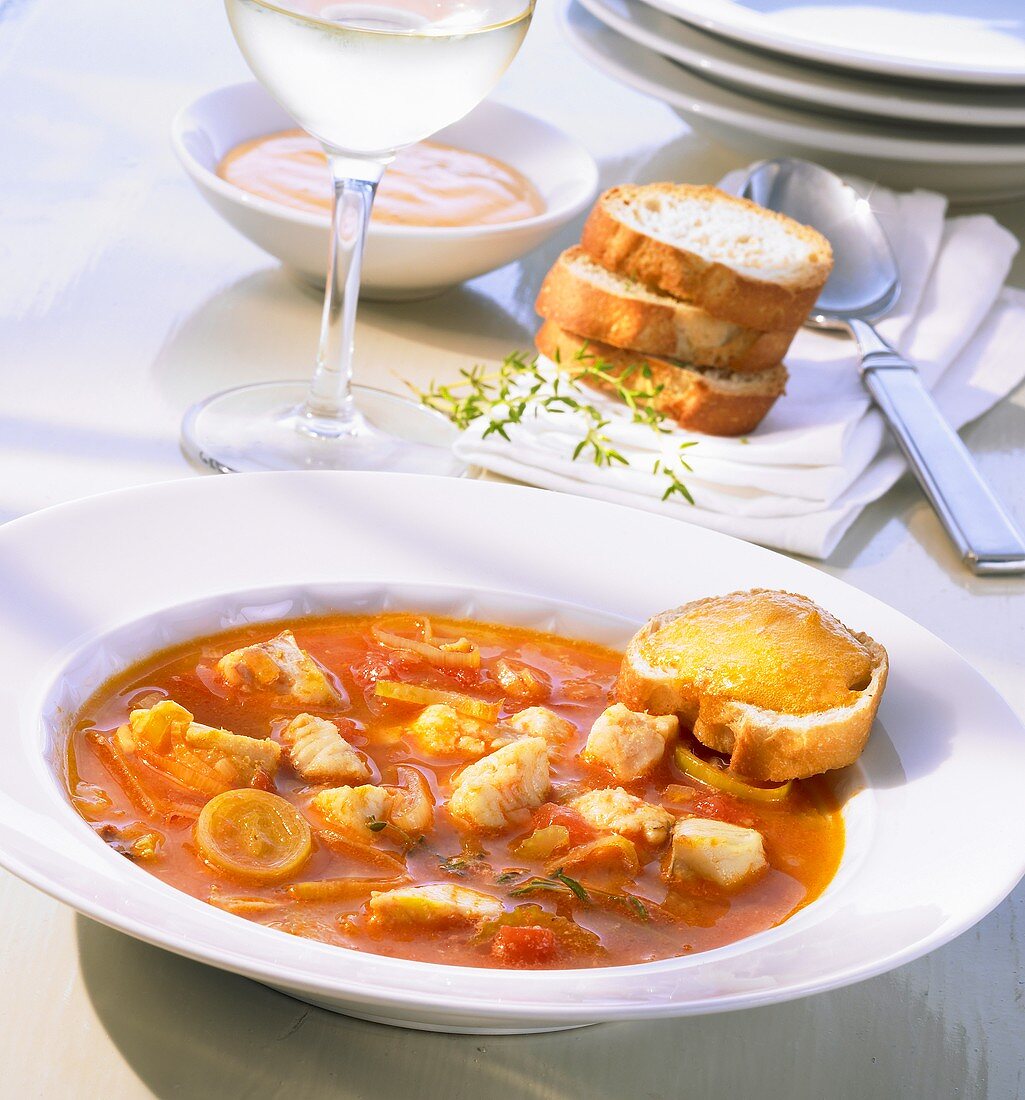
[{"left": 64, "top": 614, "right": 843, "bottom": 969}]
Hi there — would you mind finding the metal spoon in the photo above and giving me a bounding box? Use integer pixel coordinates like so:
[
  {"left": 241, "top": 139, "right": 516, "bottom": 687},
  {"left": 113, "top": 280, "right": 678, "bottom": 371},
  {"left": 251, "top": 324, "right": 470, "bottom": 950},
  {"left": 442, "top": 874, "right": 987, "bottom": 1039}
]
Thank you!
[{"left": 742, "top": 157, "right": 1025, "bottom": 575}]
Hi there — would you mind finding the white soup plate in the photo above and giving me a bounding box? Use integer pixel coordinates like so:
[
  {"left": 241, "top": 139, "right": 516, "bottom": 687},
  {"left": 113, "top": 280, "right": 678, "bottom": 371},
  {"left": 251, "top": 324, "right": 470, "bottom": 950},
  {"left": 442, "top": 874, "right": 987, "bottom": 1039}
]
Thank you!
[
  {"left": 578, "top": 0, "right": 1025, "bottom": 128},
  {"left": 172, "top": 83, "right": 599, "bottom": 300},
  {"left": 1, "top": 472, "right": 1024, "bottom": 1033},
  {"left": 639, "top": 0, "right": 1025, "bottom": 85},
  {"left": 562, "top": 1, "right": 1025, "bottom": 203}
]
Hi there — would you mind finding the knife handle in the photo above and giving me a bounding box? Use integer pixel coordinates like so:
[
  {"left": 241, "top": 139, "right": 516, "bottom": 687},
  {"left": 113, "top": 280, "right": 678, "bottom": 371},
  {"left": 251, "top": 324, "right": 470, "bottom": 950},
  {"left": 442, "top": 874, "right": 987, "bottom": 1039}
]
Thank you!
[{"left": 857, "top": 337, "right": 1025, "bottom": 575}]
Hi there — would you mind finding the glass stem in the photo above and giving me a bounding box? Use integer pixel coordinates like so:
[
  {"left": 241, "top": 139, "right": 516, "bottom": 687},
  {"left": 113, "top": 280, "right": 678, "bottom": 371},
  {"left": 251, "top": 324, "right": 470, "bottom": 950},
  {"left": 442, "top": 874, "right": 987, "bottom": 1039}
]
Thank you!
[{"left": 302, "top": 153, "right": 385, "bottom": 434}]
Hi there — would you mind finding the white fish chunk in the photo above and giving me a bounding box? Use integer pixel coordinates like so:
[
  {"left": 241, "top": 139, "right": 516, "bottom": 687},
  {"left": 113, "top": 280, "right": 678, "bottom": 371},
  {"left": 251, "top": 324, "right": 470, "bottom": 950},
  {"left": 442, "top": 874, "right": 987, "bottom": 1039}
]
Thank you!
[
  {"left": 582, "top": 703, "right": 678, "bottom": 781},
  {"left": 184, "top": 724, "right": 282, "bottom": 778},
  {"left": 505, "top": 706, "right": 577, "bottom": 749},
  {"left": 569, "top": 787, "right": 673, "bottom": 848},
  {"left": 407, "top": 703, "right": 495, "bottom": 758},
  {"left": 217, "top": 630, "right": 344, "bottom": 707},
  {"left": 281, "top": 713, "right": 370, "bottom": 785},
  {"left": 448, "top": 737, "right": 550, "bottom": 830},
  {"left": 313, "top": 784, "right": 393, "bottom": 839},
  {"left": 367, "top": 883, "right": 502, "bottom": 927},
  {"left": 668, "top": 818, "right": 767, "bottom": 889}
]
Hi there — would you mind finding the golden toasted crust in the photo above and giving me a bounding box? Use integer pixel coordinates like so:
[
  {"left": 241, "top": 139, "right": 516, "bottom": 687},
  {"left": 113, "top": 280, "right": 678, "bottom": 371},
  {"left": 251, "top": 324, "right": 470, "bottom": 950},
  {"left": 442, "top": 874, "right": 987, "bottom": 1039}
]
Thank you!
[
  {"left": 580, "top": 184, "right": 833, "bottom": 332},
  {"left": 615, "top": 590, "right": 888, "bottom": 782},
  {"left": 535, "top": 321, "right": 786, "bottom": 438},
  {"left": 535, "top": 248, "right": 794, "bottom": 372}
]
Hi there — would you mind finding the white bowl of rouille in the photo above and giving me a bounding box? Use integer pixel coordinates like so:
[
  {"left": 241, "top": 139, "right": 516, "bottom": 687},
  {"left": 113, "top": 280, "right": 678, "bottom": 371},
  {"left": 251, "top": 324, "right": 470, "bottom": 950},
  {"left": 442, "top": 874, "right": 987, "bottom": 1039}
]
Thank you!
[{"left": 172, "top": 82, "right": 599, "bottom": 300}]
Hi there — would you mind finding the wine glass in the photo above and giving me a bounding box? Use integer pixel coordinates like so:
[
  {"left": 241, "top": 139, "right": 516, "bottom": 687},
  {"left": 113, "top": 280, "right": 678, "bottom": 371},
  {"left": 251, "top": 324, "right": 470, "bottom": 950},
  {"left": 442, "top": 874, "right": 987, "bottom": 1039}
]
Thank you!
[{"left": 182, "top": 0, "right": 534, "bottom": 474}]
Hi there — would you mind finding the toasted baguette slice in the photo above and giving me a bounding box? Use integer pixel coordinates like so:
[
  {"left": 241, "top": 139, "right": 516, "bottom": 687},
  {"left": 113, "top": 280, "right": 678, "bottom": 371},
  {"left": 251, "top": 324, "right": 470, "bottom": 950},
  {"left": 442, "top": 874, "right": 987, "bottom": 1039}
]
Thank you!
[
  {"left": 581, "top": 184, "right": 833, "bottom": 332},
  {"left": 536, "top": 320, "right": 786, "bottom": 438},
  {"left": 535, "top": 248, "right": 794, "bottom": 372},
  {"left": 615, "top": 590, "right": 888, "bottom": 782}
]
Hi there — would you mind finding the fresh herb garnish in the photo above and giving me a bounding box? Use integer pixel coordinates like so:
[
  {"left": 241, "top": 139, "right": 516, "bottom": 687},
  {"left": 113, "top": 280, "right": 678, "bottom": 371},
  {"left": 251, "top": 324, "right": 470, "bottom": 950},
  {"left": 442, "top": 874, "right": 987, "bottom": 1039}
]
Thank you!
[
  {"left": 495, "top": 868, "right": 530, "bottom": 884},
  {"left": 366, "top": 817, "right": 422, "bottom": 851},
  {"left": 550, "top": 868, "right": 590, "bottom": 902},
  {"left": 410, "top": 347, "right": 697, "bottom": 504},
  {"left": 627, "top": 894, "right": 651, "bottom": 921},
  {"left": 508, "top": 879, "right": 567, "bottom": 898},
  {"left": 439, "top": 855, "right": 467, "bottom": 874},
  {"left": 652, "top": 443, "right": 698, "bottom": 504},
  {"left": 508, "top": 871, "right": 591, "bottom": 903},
  {"left": 501, "top": 870, "right": 652, "bottom": 920}
]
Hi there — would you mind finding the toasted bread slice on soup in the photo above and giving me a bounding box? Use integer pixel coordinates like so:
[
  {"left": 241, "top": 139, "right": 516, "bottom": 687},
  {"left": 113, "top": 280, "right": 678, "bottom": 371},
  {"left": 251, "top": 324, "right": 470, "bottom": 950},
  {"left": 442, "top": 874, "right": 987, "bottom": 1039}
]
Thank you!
[
  {"left": 536, "top": 320, "right": 787, "bottom": 438},
  {"left": 536, "top": 247, "right": 795, "bottom": 372},
  {"left": 580, "top": 184, "right": 833, "bottom": 332},
  {"left": 616, "top": 590, "right": 888, "bottom": 782}
]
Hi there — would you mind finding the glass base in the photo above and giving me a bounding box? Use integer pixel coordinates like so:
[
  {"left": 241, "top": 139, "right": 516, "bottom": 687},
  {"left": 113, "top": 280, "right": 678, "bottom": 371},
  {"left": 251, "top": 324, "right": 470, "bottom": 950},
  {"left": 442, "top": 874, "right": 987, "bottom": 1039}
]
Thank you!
[{"left": 181, "top": 381, "right": 468, "bottom": 476}]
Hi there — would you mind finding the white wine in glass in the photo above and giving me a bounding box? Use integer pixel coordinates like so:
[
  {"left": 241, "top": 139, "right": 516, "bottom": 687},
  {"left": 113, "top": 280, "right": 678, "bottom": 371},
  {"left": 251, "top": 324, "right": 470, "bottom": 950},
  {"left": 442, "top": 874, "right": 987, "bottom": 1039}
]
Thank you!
[{"left": 182, "top": 0, "right": 534, "bottom": 474}]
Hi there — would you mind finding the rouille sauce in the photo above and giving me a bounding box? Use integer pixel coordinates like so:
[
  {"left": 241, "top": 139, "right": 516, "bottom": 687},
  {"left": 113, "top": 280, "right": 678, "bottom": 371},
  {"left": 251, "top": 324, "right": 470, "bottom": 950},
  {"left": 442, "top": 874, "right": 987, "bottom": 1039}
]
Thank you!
[
  {"left": 217, "top": 130, "right": 545, "bottom": 227},
  {"left": 640, "top": 591, "right": 874, "bottom": 716}
]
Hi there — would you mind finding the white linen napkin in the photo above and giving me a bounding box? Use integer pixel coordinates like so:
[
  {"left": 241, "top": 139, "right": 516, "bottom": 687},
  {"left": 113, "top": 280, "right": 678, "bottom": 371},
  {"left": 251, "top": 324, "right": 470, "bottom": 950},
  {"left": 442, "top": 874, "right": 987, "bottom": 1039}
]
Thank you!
[{"left": 453, "top": 177, "right": 1025, "bottom": 559}]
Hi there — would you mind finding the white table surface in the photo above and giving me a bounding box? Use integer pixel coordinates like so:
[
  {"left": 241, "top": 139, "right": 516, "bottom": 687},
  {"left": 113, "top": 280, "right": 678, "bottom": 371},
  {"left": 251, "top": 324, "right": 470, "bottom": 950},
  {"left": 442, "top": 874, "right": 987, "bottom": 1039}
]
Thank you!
[{"left": 2, "top": 0, "right": 1024, "bottom": 1096}]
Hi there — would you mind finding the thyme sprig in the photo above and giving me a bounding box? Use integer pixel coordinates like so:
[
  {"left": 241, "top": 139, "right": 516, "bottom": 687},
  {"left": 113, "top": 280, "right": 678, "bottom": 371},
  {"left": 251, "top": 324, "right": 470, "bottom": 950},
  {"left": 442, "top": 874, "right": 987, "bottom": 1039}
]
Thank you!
[
  {"left": 508, "top": 871, "right": 590, "bottom": 902},
  {"left": 410, "top": 346, "right": 697, "bottom": 504},
  {"left": 505, "top": 869, "right": 653, "bottom": 921}
]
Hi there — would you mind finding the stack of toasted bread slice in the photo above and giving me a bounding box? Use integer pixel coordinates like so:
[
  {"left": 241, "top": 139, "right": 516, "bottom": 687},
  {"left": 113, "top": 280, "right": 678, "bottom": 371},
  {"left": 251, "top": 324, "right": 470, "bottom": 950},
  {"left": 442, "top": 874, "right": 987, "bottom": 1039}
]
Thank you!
[{"left": 535, "top": 184, "right": 833, "bottom": 437}]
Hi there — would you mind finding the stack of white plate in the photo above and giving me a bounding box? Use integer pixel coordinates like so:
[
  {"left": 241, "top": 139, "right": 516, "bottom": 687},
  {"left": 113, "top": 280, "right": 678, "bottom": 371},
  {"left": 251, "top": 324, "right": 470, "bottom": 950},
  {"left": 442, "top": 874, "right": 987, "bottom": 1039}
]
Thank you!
[{"left": 560, "top": 0, "right": 1025, "bottom": 202}]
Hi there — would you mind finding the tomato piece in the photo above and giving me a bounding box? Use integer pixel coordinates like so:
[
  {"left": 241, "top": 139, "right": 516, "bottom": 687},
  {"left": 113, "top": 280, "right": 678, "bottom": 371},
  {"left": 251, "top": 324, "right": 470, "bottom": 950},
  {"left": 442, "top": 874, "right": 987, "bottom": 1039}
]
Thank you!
[
  {"left": 196, "top": 789, "right": 313, "bottom": 884},
  {"left": 531, "top": 803, "right": 598, "bottom": 848},
  {"left": 490, "top": 925, "right": 558, "bottom": 967},
  {"left": 349, "top": 651, "right": 412, "bottom": 690}
]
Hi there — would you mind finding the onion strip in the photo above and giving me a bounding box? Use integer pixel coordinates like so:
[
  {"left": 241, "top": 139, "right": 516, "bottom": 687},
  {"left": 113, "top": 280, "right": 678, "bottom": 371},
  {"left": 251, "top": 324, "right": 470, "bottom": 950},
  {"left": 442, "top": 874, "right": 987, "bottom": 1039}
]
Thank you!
[
  {"left": 370, "top": 618, "right": 481, "bottom": 670},
  {"left": 674, "top": 745, "right": 792, "bottom": 803},
  {"left": 146, "top": 750, "right": 232, "bottom": 797},
  {"left": 208, "top": 895, "right": 284, "bottom": 916},
  {"left": 373, "top": 681, "right": 500, "bottom": 722}
]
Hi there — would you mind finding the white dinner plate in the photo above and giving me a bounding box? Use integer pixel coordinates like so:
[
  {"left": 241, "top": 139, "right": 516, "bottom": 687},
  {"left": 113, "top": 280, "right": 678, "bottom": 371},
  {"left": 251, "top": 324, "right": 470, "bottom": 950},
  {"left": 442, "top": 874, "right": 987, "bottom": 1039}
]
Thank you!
[
  {"left": 172, "top": 83, "right": 599, "bottom": 300},
  {"left": 1, "top": 472, "right": 1024, "bottom": 1033},
  {"left": 561, "top": 1, "right": 1025, "bottom": 202},
  {"left": 578, "top": 0, "right": 1025, "bottom": 128},
  {"left": 638, "top": 0, "right": 1025, "bottom": 86}
]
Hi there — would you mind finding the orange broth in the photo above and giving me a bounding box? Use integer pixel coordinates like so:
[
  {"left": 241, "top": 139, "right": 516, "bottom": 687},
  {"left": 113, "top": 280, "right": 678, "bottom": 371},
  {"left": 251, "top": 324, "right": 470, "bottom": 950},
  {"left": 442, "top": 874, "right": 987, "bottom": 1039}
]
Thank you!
[{"left": 64, "top": 614, "right": 844, "bottom": 969}]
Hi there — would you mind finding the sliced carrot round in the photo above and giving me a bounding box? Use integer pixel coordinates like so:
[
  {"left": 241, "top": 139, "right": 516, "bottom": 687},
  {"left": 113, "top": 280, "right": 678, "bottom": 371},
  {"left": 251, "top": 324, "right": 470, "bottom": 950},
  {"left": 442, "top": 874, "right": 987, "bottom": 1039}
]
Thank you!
[{"left": 196, "top": 789, "right": 312, "bottom": 884}]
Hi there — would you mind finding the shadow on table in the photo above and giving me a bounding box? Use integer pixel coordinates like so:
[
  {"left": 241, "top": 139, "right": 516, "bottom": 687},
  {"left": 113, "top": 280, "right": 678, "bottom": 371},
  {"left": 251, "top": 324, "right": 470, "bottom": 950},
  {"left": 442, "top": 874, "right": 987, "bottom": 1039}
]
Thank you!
[
  {"left": 76, "top": 912, "right": 987, "bottom": 1100},
  {"left": 148, "top": 268, "right": 530, "bottom": 412}
]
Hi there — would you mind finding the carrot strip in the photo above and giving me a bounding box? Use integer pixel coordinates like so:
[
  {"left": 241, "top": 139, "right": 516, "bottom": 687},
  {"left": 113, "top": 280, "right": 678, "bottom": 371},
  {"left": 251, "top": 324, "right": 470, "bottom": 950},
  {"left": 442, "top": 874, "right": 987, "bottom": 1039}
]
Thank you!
[
  {"left": 288, "top": 876, "right": 407, "bottom": 902},
  {"left": 314, "top": 828, "right": 407, "bottom": 874},
  {"left": 373, "top": 681, "right": 500, "bottom": 722},
  {"left": 87, "top": 732, "right": 162, "bottom": 818}
]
